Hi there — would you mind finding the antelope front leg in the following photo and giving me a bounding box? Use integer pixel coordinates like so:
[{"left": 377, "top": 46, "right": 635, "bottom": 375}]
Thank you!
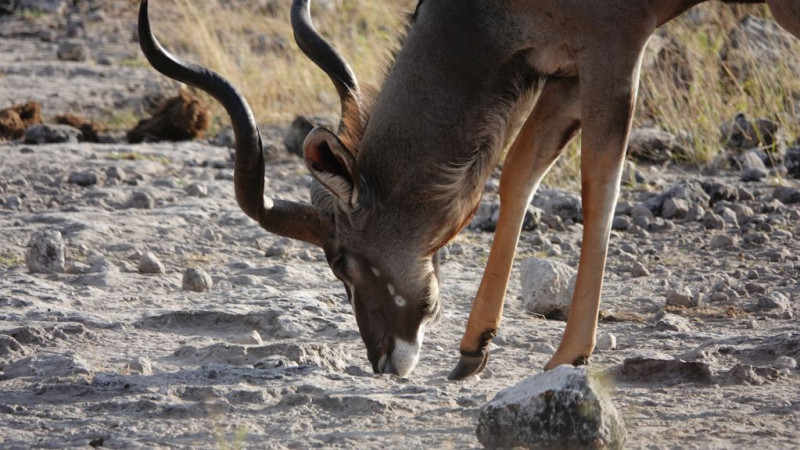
[
  {"left": 544, "top": 33, "right": 652, "bottom": 370},
  {"left": 449, "top": 77, "right": 581, "bottom": 380}
]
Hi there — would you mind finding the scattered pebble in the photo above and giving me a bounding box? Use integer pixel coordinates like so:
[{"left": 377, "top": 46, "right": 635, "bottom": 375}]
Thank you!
[
  {"left": 182, "top": 268, "right": 213, "bottom": 292},
  {"left": 520, "top": 257, "right": 576, "bottom": 320},
  {"left": 710, "top": 234, "right": 737, "bottom": 250},
  {"left": 662, "top": 197, "right": 690, "bottom": 220},
  {"left": 631, "top": 262, "right": 650, "bottom": 278},
  {"left": 185, "top": 183, "right": 209, "bottom": 198},
  {"left": 665, "top": 287, "right": 697, "bottom": 308},
  {"left": 757, "top": 293, "right": 789, "bottom": 312},
  {"left": 68, "top": 171, "right": 99, "bottom": 187},
  {"left": 106, "top": 166, "right": 126, "bottom": 183},
  {"left": 24, "top": 124, "right": 81, "bottom": 144},
  {"left": 127, "top": 357, "right": 153, "bottom": 375},
  {"left": 622, "top": 351, "right": 712, "bottom": 383},
  {"left": 235, "top": 331, "right": 264, "bottom": 346},
  {"left": 138, "top": 252, "right": 165, "bottom": 275},
  {"left": 57, "top": 39, "right": 90, "bottom": 62},
  {"left": 654, "top": 313, "right": 692, "bottom": 332},
  {"left": 25, "top": 230, "right": 66, "bottom": 273},
  {"left": 596, "top": 333, "right": 617, "bottom": 351},
  {"left": 126, "top": 192, "right": 154, "bottom": 209},
  {"left": 772, "top": 356, "right": 797, "bottom": 370}
]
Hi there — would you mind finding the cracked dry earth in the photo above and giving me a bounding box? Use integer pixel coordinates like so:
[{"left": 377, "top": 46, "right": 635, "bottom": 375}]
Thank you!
[{"left": 0, "top": 140, "right": 798, "bottom": 449}]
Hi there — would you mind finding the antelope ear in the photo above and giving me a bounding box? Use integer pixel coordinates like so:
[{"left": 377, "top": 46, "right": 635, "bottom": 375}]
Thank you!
[{"left": 303, "top": 127, "right": 357, "bottom": 206}]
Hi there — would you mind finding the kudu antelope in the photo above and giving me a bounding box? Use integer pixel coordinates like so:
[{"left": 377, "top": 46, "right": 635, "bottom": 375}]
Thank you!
[{"left": 139, "top": 0, "right": 800, "bottom": 379}]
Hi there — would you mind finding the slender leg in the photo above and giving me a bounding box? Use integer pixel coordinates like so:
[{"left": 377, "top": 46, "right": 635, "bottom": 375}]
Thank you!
[
  {"left": 544, "top": 33, "right": 652, "bottom": 370},
  {"left": 767, "top": 0, "right": 800, "bottom": 38},
  {"left": 449, "top": 77, "right": 582, "bottom": 380}
]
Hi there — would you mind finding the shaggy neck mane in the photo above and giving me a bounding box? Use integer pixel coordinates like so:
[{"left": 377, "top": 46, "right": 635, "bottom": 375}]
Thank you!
[
  {"left": 336, "top": 0, "right": 544, "bottom": 255},
  {"left": 337, "top": 0, "right": 425, "bottom": 155}
]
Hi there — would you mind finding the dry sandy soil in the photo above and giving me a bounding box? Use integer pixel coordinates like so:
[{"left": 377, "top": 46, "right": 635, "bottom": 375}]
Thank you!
[{"left": 1, "top": 2, "right": 799, "bottom": 449}]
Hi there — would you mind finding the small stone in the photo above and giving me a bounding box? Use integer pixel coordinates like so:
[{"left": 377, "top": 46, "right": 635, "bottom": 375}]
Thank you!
[
  {"left": 182, "top": 268, "right": 213, "bottom": 292},
  {"left": 709, "top": 234, "right": 737, "bottom": 249},
  {"left": 772, "top": 356, "right": 797, "bottom": 370},
  {"left": 265, "top": 244, "right": 288, "bottom": 258},
  {"left": 597, "top": 333, "right": 617, "bottom": 351},
  {"left": 773, "top": 186, "right": 800, "bottom": 204},
  {"left": 127, "top": 357, "right": 153, "bottom": 375},
  {"left": 66, "top": 261, "right": 90, "bottom": 274},
  {"left": 186, "top": 183, "right": 208, "bottom": 197},
  {"left": 68, "top": 171, "right": 99, "bottom": 187},
  {"left": 741, "top": 167, "right": 767, "bottom": 182},
  {"left": 662, "top": 198, "right": 690, "bottom": 220},
  {"left": 520, "top": 258, "right": 577, "bottom": 320},
  {"left": 627, "top": 127, "right": 686, "bottom": 163},
  {"left": 633, "top": 215, "right": 650, "bottom": 229},
  {"left": 746, "top": 269, "right": 759, "bottom": 280},
  {"left": 710, "top": 292, "right": 729, "bottom": 302},
  {"left": 665, "top": 288, "right": 697, "bottom": 308},
  {"left": 611, "top": 215, "right": 631, "bottom": 231},
  {"left": 703, "top": 181, "right": 739, "bottom": 205},
  {"left": 745, "top": 318, "right": 758, "bottom": 329},
  {"left": 783, "top": 311, "right": 794, "bottom": 320},
  {"left": 57, "top": 39, "right": 90, "bottom": 62},
  {"left": 761, "top": 248, "right": 790, "bottom": 263},
  {"left": 745, "top": 283, "right": 768, "bottom": 295},
  {"left": 235, "top": 331, "right": 263, "bottom": 346},
  {"left": 654, "top": 313, "right": 692, "bottom": 332},
  {"left": 4, "top": 195, "right": 22, "bottom": 209},
  {"left": 631, "top": 262, "right": 650, "bottom": 278},
  {"left": 702, "top": 212, "right": 726, "bottom": 230},
  {"left": 622, "top": 351, "right": 712, "bottom": 383},
  {"left": 106, "top": 166, "right": 126, "bottom": 183},
  {"left": 521, "top": 205, "right": 542, "bottom": 231},
  {"left": 138, "top": 252, "right": 165, "bottom": 274},
  {"left": 477, "top": 366, "right": 626, "bottom": 450},
  {"left": 758, "top": 293, "right": 789, "bottom": 312},
  {"left": 25, "top": 230, "right": 66, "bottom": 273},
  {"left": 24, "top": 124, "right": 81, "bottom": 144},
  {"left": 686, "top": 205, "right": 705, "bottom": 222},
  {"left": 126, "top": 192, "right": 154, "bottom": 209},
  {"left": 743, "top": 232, "right": 769, "bottom": 246},
  {"left": 541, "top": 213, "right": 566, "bottom": 232},
  {"left": 631, "top": 204, "right": 654, "bottom": 220},
  {"left": 726, "top": 364, "right": 766, "bottom": 386}
]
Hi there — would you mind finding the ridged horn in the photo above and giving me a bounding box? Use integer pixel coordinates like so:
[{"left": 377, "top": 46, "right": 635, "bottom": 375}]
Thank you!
[
  {"left": 138, "top": 0, "right": 333, "bottom": 247},
  {"left": 291, "top": 0, "right": 362, "bottom": 125}
]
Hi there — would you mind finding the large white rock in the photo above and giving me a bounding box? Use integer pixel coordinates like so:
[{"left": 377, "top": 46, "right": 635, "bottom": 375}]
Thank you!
[
  {"left": 477, "top": 366, "right": 626, "bottom": 449},
  {"left": 520, "top": 258, "right": 576, "bottom": 320}
]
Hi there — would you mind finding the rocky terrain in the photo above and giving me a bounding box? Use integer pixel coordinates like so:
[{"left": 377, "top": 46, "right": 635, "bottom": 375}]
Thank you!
[{"left": 1, "top": 1, "right": 800, "bottom": 449}]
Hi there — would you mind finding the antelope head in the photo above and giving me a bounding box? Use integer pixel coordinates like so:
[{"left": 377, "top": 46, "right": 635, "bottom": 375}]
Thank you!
[{"left": 138, "top": 0, "right": 441, "bottom": 377}]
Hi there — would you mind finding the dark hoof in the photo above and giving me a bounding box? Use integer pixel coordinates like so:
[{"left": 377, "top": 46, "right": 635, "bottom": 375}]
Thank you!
[
  {"left": 573, "top": 356, "right": 590, "bottom": 366},
  {"left": 448, "top": 351, "right": 489, "bottom": 380}
]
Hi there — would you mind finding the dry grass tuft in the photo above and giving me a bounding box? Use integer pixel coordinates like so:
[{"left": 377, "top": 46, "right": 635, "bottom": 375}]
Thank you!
[{"left": 146, "top": 0, "right": 414, "bottom": 126}]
